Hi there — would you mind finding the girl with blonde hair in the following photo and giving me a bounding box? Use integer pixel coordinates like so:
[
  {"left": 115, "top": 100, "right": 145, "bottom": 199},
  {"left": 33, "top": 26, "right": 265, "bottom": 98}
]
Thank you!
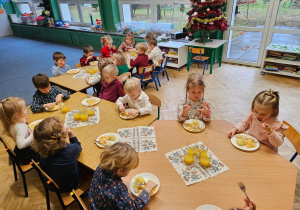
[
  {"left": 0, "top": 97, "right": 39, "bottom": 165},
  {"left": 100, "top": 35, "right": 117, "bottom": 58},
  {"left": 228, "top": 90, "right": 288, "bottom": 152},
  {"left": 118, "top": 30, "right": 134, "bottom": 52},
  {"left": 88, "top": 142, "right": 157, "bottom": 209},
  {"left": 177, "top": 73, "right": 211, "bottom": 122},
  {"left": 112, "top": 52, "right": 129, "bottom": 77}
]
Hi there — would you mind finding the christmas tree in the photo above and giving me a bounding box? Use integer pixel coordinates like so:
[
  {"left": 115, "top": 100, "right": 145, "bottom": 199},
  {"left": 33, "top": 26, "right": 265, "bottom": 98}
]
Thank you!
[{"left": 185, "top": 0, "right": 228, "bottom": 42}]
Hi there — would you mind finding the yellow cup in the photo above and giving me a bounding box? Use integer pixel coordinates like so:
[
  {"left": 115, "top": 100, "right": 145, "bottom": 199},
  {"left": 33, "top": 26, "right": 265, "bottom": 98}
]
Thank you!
[
  {"left": 199, "top": 151, "right": 211, "bottom": 167},
  {"left": 81, "top": 114, "right": 89, "bottom": 122},
  {"left": 61, "top": 106, "right": 70, "bottom": 113}
]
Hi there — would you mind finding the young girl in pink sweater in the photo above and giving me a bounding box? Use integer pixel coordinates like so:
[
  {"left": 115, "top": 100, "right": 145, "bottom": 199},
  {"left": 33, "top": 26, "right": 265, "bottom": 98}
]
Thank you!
[{"left": 228, "top": 90, "right": 288, "bottom": 152}]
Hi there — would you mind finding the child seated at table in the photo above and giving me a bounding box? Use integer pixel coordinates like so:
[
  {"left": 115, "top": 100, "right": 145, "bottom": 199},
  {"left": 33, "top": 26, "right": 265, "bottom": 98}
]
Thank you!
[
  {"left": 88, "top": 142, "right": 157, "bottom": 209},
  {"left": 85, "top": 58, "right": 113, "bottom": 96},
  {"left": 100, "top": 35, "right": 117, "bottom": 58},
  {"left": 80, "top": 44, "right": 99, "bottom": 67},
  {"left": 228, "top": 90, "right": 288, "bottom": 152},
  {"left": 147, "top": 38, "right": 163, "bottom": 66},
  {"left": 145, "top": 32, "right": 155, "bottom": 47},
  {"left": 30, "top": 73, "right": 70, "bottom": 113},
  {"left": 0, "top": 97, "right": 40, "bottom": 165},
  {"left": 229, "top": 198, "right": 256, "bottom": 210},
  {"left": 112, "top": 52, "right": 129, "bottom": 76},
  {"left": 130, "top": 42, "right": 149, "bottom": 79},
  {"left": 116, "top": 77, "right": 152, "bottom": 116},
  {"left": 177, "top": 73, "right": 211, "bottom": 122},
  {"left": 118, "top": 30, "right": 134, "bottom": 53},
  {"left": 32, "top": 117, "right": 82, "bottom": 192},
  {"left": 99, "top": 64, "right": 125, "bottom": 103},
  {"left": 51, "top": 52, "right": 71, "bottom": 77}
]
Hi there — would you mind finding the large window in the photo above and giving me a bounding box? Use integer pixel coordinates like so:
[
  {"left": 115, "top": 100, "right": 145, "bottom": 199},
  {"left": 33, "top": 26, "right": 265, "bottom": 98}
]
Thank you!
[
  {"left": 119, "top": 0, "right": 190, "bottom": 32},
  {"left": 58, "top": 0, "right": 101, "bottom": 26}
]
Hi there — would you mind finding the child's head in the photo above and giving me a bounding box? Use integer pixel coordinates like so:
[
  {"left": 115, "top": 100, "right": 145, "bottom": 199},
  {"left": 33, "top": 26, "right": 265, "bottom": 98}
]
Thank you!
[
  {"left": 32, "top": 73, "right": 51, "bottom": 94},
  {"left": 32, "top": 117, "right": 67, "bottom": 158},
  {"left": 135, "top": 42, "right": 148, "bottom": 55},
  {"left": 83, "top": 44, "right": 94, "bottom": 57},
  {"left": 124, "top": 30, "right": 134, "bottom": 45},
  {"left": 148, "top": 38, "right": 157, "bottom": 51},
  {"left": 0, "top": 97, "right": 26, "bottom": 136},
  {"left": 101, "top": 35, "right": 113, "bottom": 48},
  {"left": 185, "top": 73, "right": 205, "bottom": 102},
  {"left": 251, "top": 89, "right": 279, "bottom": 121},
  {"left": 98, "top": 58, "right": 114, "bottom": 83},
  {"left": 53, "top": 52, "right": 66, "bottom": 68},
  {"left": 112, "top": 52, "right": 127, "bottom": 66},
  {"left": 102, "top": 64, "right": 118, "bottom": 84},
  {"left": 145, "top": 32, "right": 155, "bottom": 42},
  {"left": 99, "top": 142, "right": 139, "bottom": 176},
  {"left": 124, "top": 77, "right": 141, "bottom": 100}
]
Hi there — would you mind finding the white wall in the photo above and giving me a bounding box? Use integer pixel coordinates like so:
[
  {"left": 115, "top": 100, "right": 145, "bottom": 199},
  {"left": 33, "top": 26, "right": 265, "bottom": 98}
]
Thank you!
[{"left": 0, "top": 5, "right": 13, "bottom": 37}]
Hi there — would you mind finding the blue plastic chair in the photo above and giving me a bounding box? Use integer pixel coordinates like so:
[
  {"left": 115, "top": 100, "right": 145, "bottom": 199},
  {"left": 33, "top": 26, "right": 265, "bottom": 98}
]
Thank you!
[
  {"left": 154, "top": 57, "right": 169, "bottom": 87},
  {"left": 188, "top": 47, "right": 209, "bottom": 74},
  {"left": 138, "top": 64, "right": 158, "bottom": 91}
]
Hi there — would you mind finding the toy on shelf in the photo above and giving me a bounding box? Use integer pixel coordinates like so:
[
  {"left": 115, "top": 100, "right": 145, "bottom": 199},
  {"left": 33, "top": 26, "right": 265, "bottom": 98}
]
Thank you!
[
  {"left": 93, "top": 19, "right": 104, "bottom": 32},
  {"left": 20, "top": 13, "right": 35, "bottom": 24},
  {"left": 55, "top": 20, "right": 63, "bottom": 27},
  {"left": 63, "top": 22, "right": 70, "bottom": 27}
]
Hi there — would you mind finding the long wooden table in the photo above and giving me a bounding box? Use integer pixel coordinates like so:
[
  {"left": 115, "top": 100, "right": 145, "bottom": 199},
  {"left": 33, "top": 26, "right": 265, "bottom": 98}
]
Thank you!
[
  {"left": 122, "top": 120, "right": 297, "bottom": 209},
  {"left": 27, "top": 92, "right": 157, "bottom": 170},
  {"left": 49, "top": 65, "right": 97, "bottom": 92}
]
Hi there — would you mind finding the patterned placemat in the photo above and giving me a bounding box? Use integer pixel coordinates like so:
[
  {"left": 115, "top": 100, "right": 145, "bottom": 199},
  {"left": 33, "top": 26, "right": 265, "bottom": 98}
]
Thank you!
[
  {"left": 118, "top": 126, "right": 157, "bottom": 153},
  {"left": 72, "top": 70, "right": 97, "bottom": 79},
  {"left": 64, "top": 107, "right": 99, "bottom": 128},
  {"left": 165, "top": 141, "right": 229, "bottom": 186}
]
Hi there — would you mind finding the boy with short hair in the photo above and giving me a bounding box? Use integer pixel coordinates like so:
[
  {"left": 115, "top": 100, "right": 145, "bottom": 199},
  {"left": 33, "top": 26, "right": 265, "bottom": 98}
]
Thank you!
[
  {"left": 99, "top": 64, "right": 125, "bottom": 103},
  {"left": 31, "top": 73, "right": 70, "bottom": 113},
  {"left": 147, "top": 38, "right": 163, "bottom": 66},
  {"left": 130, "top": 42, "right": 149, "bottom": 78},
  {"left": 51, "top": 52, "right": 71, "bottom": 77},
  {"left": 116, "top": 77, "right": 152, "bottom": 116},
  {"left": 80, "top": 45, "right": 99, "bottom": 66}
]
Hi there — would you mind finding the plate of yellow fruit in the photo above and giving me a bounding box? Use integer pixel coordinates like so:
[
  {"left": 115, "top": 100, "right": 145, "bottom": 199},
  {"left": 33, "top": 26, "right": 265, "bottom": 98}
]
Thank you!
[
  {"left": 130, "top": 173, "right": 160, "bottom": 197},
  {"left": 82, "top": 97, "right": 100, "bottom": 106},
  {"left": 28, "top": 119, "right": 44, "bottom": 130},
  {"left": 183, "top": 119, "right": 205, "bottom": 132},
  {"left": 120, "top": 109, "right": 139, "bottom": 120},
  {"left": 95, "top": 133, "right": 120, "bottom": 148},
  {"left": 46, "top": 102, "right": 64, "bottom": 111},
  {"left": 231, "top": 134, "right": 260, "bottom": 151},
  {"left": 67, "top": 69, "right": 80, "bottom": 74},
  {"left": 89, "top": 61, "right": 98, "bottom": 66}
]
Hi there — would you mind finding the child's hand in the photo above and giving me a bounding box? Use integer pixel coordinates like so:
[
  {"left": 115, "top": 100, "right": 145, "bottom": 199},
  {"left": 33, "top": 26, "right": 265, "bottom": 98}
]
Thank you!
[
  {"left": 261, "top": 123, "right": 273, "bottom": 135},
  {"left": 87, "top": 55, "right": 93, "bottom": 60},
  {"left": 182, "top": 104, "right": 191, "bottom": 117},
  {"left": 24, "top": 117, "right": 29, "bottom": 124},
  {"left": 55, "top": 94, "right": 64, "bottom": 103},
  {"left": 112, "top": 45, "right": 116, "bottom": 50},
  {"left": 66, "top": 127, "right": 76, "bottom": 138},
  {"left": 228, "top": 127, "right": 238, "bottom": 138},
  {"left": 27, "top": 128, "right": 33, "bottom": 135},
  {"left": 243, "top": 198, "right": 256, "bottom": 210},
  {"left": 44, "top": 103, "right": 56, "bottom": 109},
  {"left": 128, "top": 109, "right": 139, "bottom": 116},
  {"left": 198, "top": 102, "right": 211, "bottom": 117},
  {"left": 96, "top": 56, "right": 100, "bottom": 60},
  {"left": 85, "top": 76, "right": 89, "bottom": 84},
  {"left": 144, "top": 180, "right": 158, "bottom": 194},
  {"left": 119, "top": 105, "right": 125, "bottom": 113}
]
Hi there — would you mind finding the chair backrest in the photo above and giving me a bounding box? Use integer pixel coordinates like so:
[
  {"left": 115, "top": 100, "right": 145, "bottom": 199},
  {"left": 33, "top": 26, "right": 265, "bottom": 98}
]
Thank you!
[
  {"left": 138, "top": 64, "right": 155, "bottom": 75},
  {"left": 99, "top": 55, "right": 104, "bottom": 58},
  {"left": 31, "top": 160, "right": 59, "bottom": 189},
  {"left": 283, "top": 121, "right": 300, "bottom": 154},
  {"left": 71, "top": 189, "right": 88, "bottom": 210},
  {"left": 190, "top": 47, "right": 205, "bottom": 54},
  {"left": 75, "top": 63, "right": 81, "bottom": 68},
  {"left": 117, "top": 72, "right": 131, "bottom": 83},
  {"left": 147, "top": 94, "right": 161, "bottom": 107}
]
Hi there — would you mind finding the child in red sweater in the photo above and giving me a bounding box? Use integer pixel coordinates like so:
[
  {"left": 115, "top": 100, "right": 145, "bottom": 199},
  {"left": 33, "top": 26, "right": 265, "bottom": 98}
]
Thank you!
[
  {"left": 80, "top": 45, "right": 99, "bottom": 66},
  {"left": 130, "top": 42, "right": 149, "bottom": 79},
  {"left": 100, "top": 35, "right": 117, "bottom": 58}
]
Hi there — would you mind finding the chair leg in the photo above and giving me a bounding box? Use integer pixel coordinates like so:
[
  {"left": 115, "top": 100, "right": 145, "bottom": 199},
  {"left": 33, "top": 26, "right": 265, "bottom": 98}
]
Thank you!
[
  {"left": 156, "top": 74, "right": 161, "bottom": 87},
  {"left": 21, "top": 173, "right": 28, "bottom": 197},
  {"left": 290, "top": 152, "right": 298, "bottom": 162},
  {"left": 198, "top": 62, "right": 199, "bottom": 68},
  {"left": 45, "top": 189, "right": 51, "bottom": 210},
  {"left": 158, "top": 107, "right": 160, "bottom": 120},
  {"left": 164, "top": 70, "right": 169, "bottom": 81},
  {"left": 154, "top": 80, "right": 158, "bottom": 91},
  {"left": 188, "top": 60, "right": 191, "bottom": 71},
  {"left": 12, "top": 160, "right": 18, "bottom": 181},
  {"left": 202, "top": 64, "right": 205, "bottom": 75}
]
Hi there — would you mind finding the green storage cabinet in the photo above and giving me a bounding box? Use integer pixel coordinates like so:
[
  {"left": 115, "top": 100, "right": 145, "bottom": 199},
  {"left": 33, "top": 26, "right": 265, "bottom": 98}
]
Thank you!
[
  {"left": 11, "top": 24, "right": 20, "bottom": 36},
  {"left": 18, "top": 25, "right": 45, "bottom": 40},
  {"left": 43, "top": 28, "right": 73, "bottom": 45},
  {"left": 71, "top": 32, "right": 103, "bottom": 50}
]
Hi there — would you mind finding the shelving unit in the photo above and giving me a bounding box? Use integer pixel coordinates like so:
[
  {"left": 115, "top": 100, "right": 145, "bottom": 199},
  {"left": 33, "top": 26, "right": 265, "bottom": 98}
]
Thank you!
[
  {"left": 261, "top": 44, "right": 300, "bottom": 78},
  {"left": 158, "top": 41, "right": 188, "bottom": 71}
]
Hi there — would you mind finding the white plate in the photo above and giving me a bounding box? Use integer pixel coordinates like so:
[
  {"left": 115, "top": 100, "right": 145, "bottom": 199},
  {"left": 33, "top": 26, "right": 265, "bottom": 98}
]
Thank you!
[
  {"left": 89, "top": 61, "right": 98, "bottom": 66},
  {"left": 95, "top": 133, "right": 120, "bottom": 148},
  {"left": 120, "top": 109, "right": 139, "bottom": 120},
  {"left": 231, "top": 134, "right": 260, "bottom": 151},
  {"left": 81, "top": 97, "right": 100, "bottom": 106},
  {"left": 67, "top": 69, "right": 80, "bottom": 74},
  {"left": 183, "top": 119, "right": 205, "bottom": 132},
  {"left": 45, "top": 102, "right": 64, "bottom": 111},
  {"left": 130, "top": 173, "right": 160, "bottom": 197},
  {"left": 28, "top": 119, "right": 44, "bottom": 130},
  {"left": 196, "top": 204, "right": 222, "bottom": 210}
]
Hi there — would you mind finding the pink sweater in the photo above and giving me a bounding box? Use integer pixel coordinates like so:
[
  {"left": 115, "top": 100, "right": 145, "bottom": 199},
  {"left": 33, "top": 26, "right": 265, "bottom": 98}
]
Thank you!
[{"left": 234, "top": 110, "right": 288, "bottom": 152}]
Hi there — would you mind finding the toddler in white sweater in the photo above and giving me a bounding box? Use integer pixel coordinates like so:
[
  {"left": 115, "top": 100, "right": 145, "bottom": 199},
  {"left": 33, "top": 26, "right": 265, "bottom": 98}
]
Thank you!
[{"left": 147, "top": 38, "right": 163, "bottom": 66}]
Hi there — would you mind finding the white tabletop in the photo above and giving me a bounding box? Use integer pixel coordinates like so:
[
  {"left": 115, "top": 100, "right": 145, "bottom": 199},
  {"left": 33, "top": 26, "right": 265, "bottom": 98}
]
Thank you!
[
  {"left": 158, "top": 41, "right": 187, "bottom": 48},
  {"left": 186, "top": 39, "right": 227, "bottom": 48}
]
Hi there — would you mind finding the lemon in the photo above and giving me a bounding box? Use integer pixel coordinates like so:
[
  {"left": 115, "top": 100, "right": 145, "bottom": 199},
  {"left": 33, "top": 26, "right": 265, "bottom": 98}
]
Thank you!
[
  {"left": 135, "top": 176, "right": 145, "bottom": 184},
  {"left": 81, "top": 114, "right": 89, "bottom": 122},
  {"left": 184, "top": 154, "right": 194, "bottom": 165},
  {"left": 74, "top": 113, "right": 81, "bottom": 121},
  {"left": 88, "top": 110, "right": 94, "bottom": 116}
]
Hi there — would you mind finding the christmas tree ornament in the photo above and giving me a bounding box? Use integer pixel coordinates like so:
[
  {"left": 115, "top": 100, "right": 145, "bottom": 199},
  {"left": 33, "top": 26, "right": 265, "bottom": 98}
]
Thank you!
[
  {"left": 209, "top": 22, "right": 214, "bottom": 25},
  {"left": 192, "top": 12, "right": 198, "bottom": 17},
  {"left": 207, "top": 8, "right": 210, "bottom": 11},
  {"left": 185, "top": 36, "right": 189, "bottom": 40},
  {"left": 201, "top": 0, "right": 206, "bottom": 2}
]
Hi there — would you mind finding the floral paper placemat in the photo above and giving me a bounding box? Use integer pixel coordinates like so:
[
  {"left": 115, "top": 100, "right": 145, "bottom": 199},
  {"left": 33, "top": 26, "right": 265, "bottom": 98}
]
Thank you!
[
  {"left": 64, "top": 107, "right": 99, "bottom": 128},
  {"left": 72, "top": 70, "right": 97, "bottom": 79},
  {"left": 118, "top": 126, "right": 157, "bottom": 153},
  {"left": 165, "top": 141, "right": 229, "bottom": 186}
]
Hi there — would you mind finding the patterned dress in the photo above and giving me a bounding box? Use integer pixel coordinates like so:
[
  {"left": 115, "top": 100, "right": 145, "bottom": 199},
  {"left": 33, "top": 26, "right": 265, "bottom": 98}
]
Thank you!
[{"left": 88, "top": 165, "right": 150, "bottom": 210}]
